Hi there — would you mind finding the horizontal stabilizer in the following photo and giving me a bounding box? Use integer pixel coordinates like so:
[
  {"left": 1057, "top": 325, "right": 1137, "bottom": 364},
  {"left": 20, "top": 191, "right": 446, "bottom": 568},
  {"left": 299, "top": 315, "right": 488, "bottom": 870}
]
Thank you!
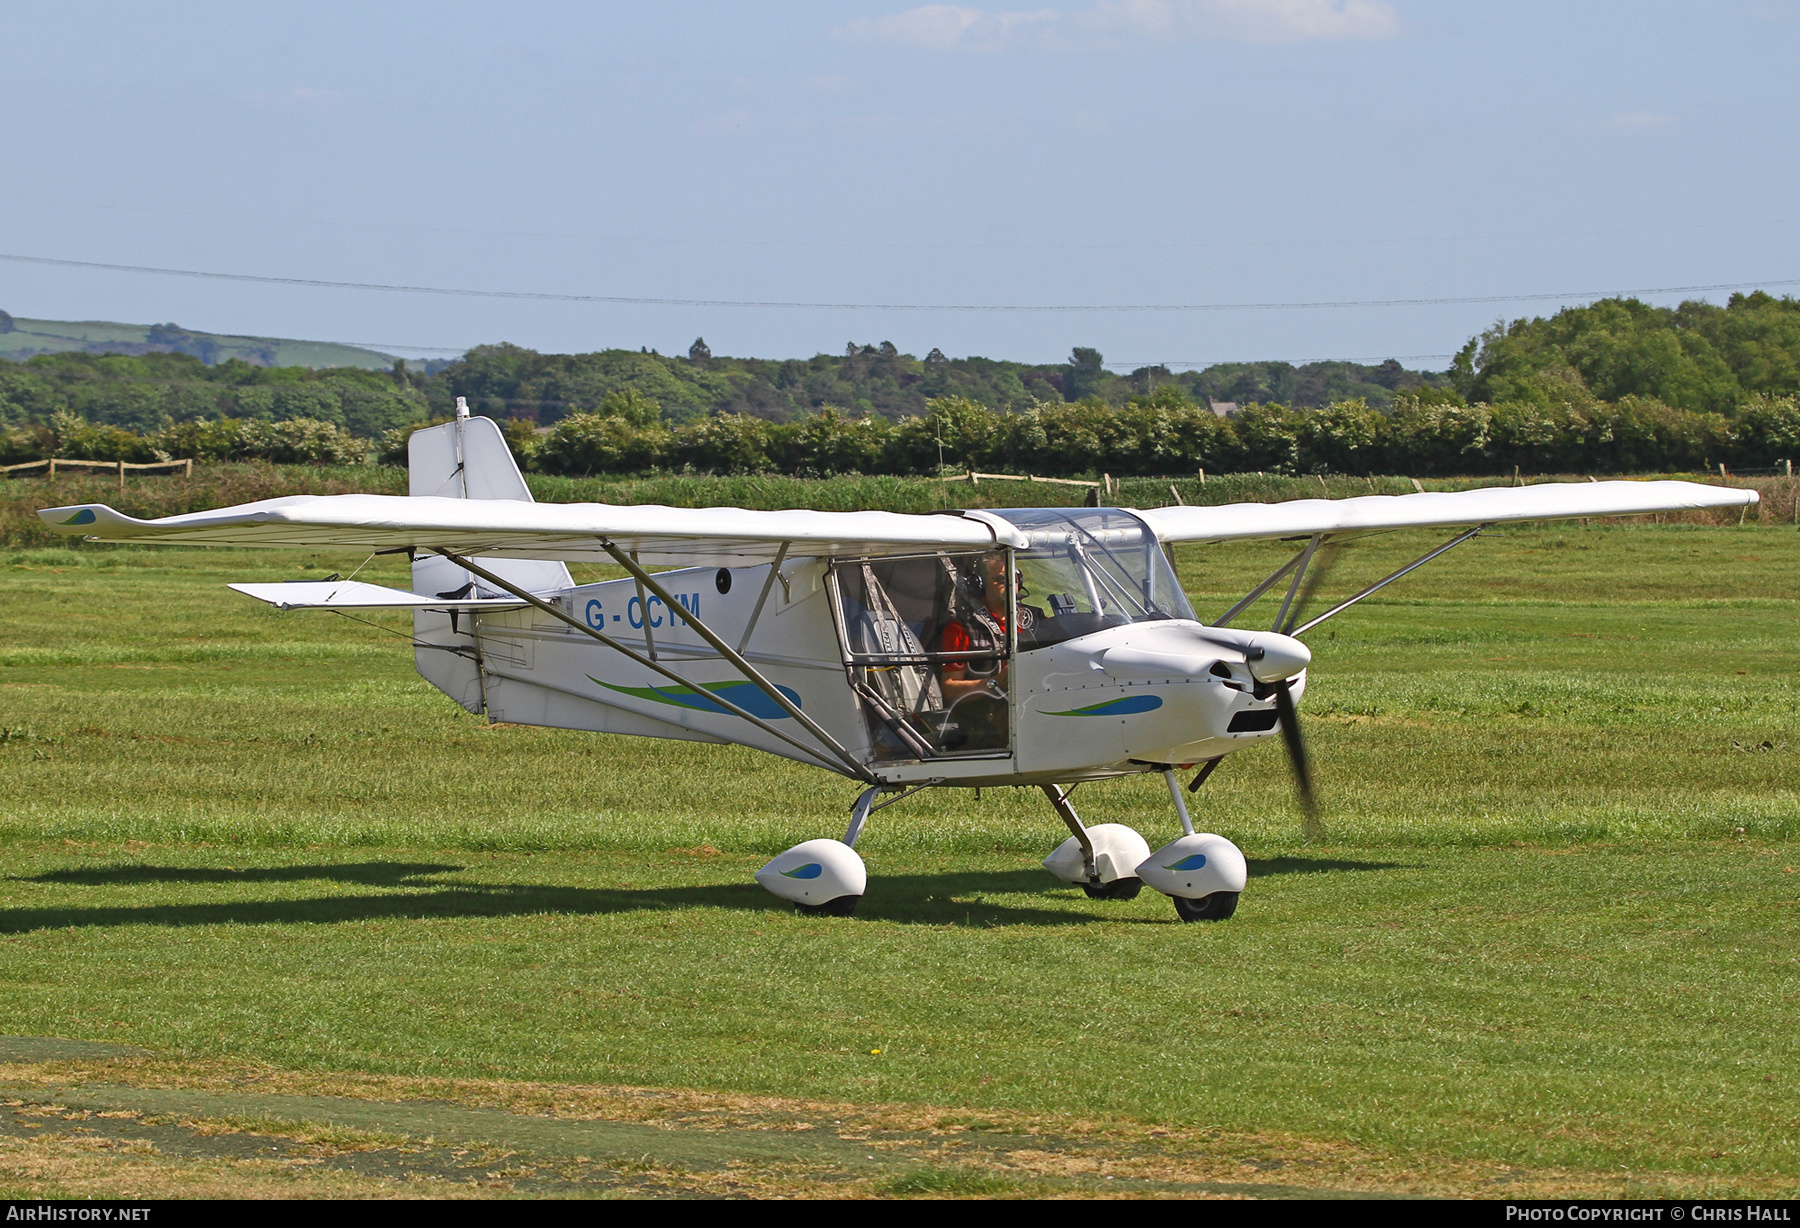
[{"left": 227, "top": 580, "right": 527, "bottom": 611}]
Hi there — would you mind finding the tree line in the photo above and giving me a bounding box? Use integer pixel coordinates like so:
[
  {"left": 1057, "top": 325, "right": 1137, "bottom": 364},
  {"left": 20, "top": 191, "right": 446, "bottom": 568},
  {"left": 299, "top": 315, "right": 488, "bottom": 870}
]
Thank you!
[
  {"left": 473, "top": 386, "right": 1799, "bottom": 479},
  {"left": 2, "top": 293, "right": 1798, "bottom": 474}
]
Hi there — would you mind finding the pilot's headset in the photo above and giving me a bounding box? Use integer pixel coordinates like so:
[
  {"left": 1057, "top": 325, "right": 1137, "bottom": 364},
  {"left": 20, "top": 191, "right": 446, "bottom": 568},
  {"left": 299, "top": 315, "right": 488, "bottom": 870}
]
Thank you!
[{"left": 955, "top": 556, "right": 1028, "bottom": 604}]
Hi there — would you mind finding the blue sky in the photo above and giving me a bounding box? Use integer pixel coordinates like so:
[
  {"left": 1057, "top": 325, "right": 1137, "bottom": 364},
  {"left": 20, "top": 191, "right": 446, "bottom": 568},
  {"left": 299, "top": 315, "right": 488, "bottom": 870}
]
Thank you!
[{"left": 1, "top": 1, "right": 1795, "bottom": 370}]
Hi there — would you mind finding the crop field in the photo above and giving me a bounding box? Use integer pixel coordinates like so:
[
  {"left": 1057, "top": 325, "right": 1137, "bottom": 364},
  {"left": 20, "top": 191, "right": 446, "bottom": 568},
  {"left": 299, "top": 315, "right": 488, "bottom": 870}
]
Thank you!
[{"left": 0, "top": 514, "right": 1794, "bottom": 1197}]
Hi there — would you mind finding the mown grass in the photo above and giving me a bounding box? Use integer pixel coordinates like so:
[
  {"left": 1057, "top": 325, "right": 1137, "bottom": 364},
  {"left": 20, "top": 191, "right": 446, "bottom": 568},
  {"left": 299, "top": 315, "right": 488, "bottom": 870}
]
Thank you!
[{"left": 0, "top": 523, "right": 1795, "bottom": 1191}]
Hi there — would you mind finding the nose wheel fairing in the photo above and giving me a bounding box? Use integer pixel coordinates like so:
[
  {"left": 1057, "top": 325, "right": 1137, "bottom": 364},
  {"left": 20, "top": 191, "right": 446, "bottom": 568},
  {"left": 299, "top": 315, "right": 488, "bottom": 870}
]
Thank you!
[{"left": 1036, "top": 772, "right": 1248, "bottom": 922}]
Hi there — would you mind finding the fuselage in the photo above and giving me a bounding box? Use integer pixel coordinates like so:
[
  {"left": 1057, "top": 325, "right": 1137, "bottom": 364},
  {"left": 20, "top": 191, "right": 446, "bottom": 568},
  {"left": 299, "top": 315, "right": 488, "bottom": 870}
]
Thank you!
[{"left": 410, "top": 509, "right": 1312, "bottom": 788}]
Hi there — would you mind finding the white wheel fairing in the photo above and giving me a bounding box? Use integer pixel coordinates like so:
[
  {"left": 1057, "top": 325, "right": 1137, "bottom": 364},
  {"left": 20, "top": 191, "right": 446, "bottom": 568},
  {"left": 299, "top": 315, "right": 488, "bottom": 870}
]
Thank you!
[
  {"left": 1042, "top": 823, "right": 1153, "bottom": 885},
  {"left": 1137, "top": 833, "right": 1248, "bottom": 900},
  {"left": 756, "top": 838, "right": 867, "bottom": 906}
]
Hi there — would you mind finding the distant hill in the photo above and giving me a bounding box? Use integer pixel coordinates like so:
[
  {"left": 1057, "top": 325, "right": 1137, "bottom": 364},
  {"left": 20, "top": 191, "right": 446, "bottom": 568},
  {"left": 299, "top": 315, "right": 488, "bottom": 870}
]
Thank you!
[{"left": 0, "top": 312, "right": 395, "bottom": 369}]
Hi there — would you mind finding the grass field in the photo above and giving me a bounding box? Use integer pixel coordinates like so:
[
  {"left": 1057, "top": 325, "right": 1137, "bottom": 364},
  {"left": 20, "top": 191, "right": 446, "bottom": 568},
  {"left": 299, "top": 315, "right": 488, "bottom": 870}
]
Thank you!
[{"left": 0, "top": 518, "right": 1795, "bottom": 1197}]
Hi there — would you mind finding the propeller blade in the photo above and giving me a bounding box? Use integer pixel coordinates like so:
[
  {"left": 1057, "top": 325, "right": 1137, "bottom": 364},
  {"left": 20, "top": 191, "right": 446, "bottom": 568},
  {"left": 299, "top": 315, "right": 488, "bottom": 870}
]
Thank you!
[{"left": 1272, "top": 679, "right": 1322, "bottom": 840}]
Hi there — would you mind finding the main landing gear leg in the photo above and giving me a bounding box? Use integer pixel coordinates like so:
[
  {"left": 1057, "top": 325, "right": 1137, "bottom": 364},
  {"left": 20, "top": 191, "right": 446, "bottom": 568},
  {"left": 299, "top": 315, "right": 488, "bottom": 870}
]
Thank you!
[
  {"left": 1039, "top": 784, "right": 1148, "bottom": 900},
  {"left": 843, "top": 785, "right": 878, "bottom": 848},
  {"left": 1138, "top": 762, "right": 1247, "bottom": 922},
  {"left": 753, "top": 786, "right": 878, "bottom": 917}
]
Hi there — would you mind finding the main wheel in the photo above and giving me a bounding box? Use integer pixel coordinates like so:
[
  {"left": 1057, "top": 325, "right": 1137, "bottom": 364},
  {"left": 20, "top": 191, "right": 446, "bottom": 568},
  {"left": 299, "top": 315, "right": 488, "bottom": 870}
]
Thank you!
[
  {"left": 1083, "top": 877, "right": 1144, "bottom": 900},
  {"left": 797, "top": 895, "right": 861, "bottom": 917},
  {"left": 1172, "top": 891, "right": 1238, "bottom": 922}
]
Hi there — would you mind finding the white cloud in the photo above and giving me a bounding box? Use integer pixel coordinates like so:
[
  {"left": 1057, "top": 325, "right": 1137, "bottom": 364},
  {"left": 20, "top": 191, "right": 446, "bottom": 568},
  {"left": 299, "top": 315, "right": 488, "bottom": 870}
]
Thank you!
[
  {"left": 836, "top": 0, "right": 1404, "bottom": 50},
  {"left": 837, "top": 5, "right": 1059, "bottom": 51}
]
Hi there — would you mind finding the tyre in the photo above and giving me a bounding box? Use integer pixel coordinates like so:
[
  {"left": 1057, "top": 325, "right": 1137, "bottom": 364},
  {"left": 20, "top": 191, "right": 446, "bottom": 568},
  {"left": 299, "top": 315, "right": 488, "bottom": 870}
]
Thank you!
[
  {"left": 797, "top": 895, "right": 860, "bottom": 917},
  {"left": 1172, "top": 891, "right": 1238, "bottom": 922},
  {"left": 1083, "top": 877, "right": 1144, "bottom": 900}
]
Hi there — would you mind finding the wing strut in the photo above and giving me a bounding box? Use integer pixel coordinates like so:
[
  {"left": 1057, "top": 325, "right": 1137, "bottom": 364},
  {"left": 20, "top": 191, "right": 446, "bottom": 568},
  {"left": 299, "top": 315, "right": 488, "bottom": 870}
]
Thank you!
[
  {"left": 1213, "top": 549, "right": 1307, "bottom": 628},
  {"left": 437, "top": 550, "right": 873, "bottom": 782},
  {"left": 1289, "top": 525, "right": 1486, "bottom": 637},
  {"left": 1271, "top": 534, "right": 1324, "bottom": 633},
  {"left": 736, "top": 542, "right": 790, "bottom": 653},
  {"left": 598, "top": 540, "right": 876, "bottom": 783}
]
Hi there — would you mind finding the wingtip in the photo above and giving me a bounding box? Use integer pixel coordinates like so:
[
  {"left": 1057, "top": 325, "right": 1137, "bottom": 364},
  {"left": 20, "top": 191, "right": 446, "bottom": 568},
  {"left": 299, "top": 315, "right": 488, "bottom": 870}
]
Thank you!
[
  {"left": 35, "top": 504, "right": 143, "bottom": 536},
  {"left": 37, "top": 504, "right": 103, "bottom": 532}
]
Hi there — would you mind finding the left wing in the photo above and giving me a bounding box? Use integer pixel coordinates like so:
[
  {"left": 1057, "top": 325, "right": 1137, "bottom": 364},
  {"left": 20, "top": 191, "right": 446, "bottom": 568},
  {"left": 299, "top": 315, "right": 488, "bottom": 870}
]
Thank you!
[
  {"left": 226, "top": 580, "right": 526, "bottom": 610},
  {"left": 39, "top": 496, "right": 1028, "bottom": 564},
  {"left": 1135, "top": 479, "right": 1754, "bottom": 543}
]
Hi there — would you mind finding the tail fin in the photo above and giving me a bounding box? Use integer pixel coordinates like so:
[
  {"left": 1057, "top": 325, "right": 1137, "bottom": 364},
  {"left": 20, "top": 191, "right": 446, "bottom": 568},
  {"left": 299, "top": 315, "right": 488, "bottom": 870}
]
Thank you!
[
  {"left": 411, "top": 401, "right": 570, "bottom": 715},
  {"left": 408, "top": 402, "right": 535, "bottom": 502},
  {"left": 409, "top": 401, "right": 572, "bottom": 597}
]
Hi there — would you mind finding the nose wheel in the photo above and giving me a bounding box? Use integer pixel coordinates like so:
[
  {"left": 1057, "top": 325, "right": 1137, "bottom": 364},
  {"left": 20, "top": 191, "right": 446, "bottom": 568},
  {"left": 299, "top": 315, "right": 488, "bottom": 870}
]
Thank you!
[
  {"left": 1139, "top": 768, "right": 1250, "bottom": 921},
  {"left": 1172, "top": 891, "right": 1238, "bottom": 922},
  {"left": 1082, "top": 877, "right": 1143, "bottom": 900}
]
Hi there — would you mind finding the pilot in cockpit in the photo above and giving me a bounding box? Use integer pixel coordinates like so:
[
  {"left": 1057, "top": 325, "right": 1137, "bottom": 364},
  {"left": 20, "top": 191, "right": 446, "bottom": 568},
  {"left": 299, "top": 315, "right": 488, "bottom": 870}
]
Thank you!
[{"left": 935, "top": 551, "right": 1043, "bottom": 750}]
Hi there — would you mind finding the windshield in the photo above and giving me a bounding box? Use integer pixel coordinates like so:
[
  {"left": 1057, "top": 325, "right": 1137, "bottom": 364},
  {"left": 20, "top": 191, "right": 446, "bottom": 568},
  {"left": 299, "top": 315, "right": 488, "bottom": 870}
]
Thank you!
[{"left": 993, "top": 508, "right": 1196, "bottom": 651}]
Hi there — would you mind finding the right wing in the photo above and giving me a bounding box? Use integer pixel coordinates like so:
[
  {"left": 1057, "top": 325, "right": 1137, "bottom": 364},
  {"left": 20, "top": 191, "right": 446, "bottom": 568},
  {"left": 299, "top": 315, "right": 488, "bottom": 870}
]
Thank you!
[{"left": 1135, "top": 479, "right": 1755, "bottom": 543}]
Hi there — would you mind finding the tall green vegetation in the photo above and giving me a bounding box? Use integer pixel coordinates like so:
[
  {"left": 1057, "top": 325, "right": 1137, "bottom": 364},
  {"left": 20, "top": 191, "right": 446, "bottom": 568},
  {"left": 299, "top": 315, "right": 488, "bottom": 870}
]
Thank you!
[
  {"left": 461, "top": 387, "right": 1796, "bottom": 479},
  {"left": 1452, "top": 291, "right": 1800, "bottom": 411},
  {"left": 2, "top": 351, "right": 431, "bottom": 435},
  {"left": 436, "top": 339, "right": 1442, "bottom": 423},
  {"left": 5, "top": 295, "right": 1800, "bottom": 476}
]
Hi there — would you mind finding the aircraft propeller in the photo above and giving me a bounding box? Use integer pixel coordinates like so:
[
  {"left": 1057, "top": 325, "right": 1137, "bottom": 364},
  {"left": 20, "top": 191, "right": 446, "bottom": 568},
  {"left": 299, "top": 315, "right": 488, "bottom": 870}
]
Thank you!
[
  {"left": 1271, "top": 677, "right": 1322, "bottom": 841},
  {"left": 1178, "top": 624, "right": 1322, "bottom": 839}
]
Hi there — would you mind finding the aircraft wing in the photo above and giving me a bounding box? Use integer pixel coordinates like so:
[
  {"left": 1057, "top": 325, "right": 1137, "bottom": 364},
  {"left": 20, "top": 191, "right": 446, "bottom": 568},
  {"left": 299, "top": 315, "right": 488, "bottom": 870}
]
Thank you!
[
  {"left": 227, "top": 580, "right": 527, "bottom": 611},
  {"left": 1135, "top": 479, "right": 1756, "bottom": 543},
  {"left": 37, "top": 494, "right": 1021, "bottom": 564}
]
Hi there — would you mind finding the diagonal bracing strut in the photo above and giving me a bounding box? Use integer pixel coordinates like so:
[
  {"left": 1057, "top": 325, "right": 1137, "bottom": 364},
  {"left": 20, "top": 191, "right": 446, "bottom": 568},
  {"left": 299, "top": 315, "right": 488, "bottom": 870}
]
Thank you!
[
  {"left": 437, "top": 550, "right": 874, "bottom": 782},
  {"left": 1213, "top": 548, "right": 1307, "bottom": 628},
  {"left": 1289, "top": 525, "right": 1486, "bottom": 637},
  {"left": 597, "top": 540, "right": 874, "bottom": 782}
]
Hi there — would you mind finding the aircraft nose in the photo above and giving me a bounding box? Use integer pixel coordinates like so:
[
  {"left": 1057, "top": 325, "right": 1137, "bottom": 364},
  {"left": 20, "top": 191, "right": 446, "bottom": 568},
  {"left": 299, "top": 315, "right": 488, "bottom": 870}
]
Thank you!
[{"left": 1240, "top": 632, "right": 1311, "bottom": 683}]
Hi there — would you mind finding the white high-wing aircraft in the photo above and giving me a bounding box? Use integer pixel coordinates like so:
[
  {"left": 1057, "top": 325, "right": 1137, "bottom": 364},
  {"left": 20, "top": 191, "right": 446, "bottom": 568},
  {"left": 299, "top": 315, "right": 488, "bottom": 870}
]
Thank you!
[{"left": 39, "top": 405, "right": 1757, "bottom": 921}]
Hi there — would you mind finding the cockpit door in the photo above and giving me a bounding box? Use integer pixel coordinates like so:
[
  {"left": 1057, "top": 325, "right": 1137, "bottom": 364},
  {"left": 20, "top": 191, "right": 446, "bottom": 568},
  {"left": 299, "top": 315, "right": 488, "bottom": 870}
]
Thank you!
[{"left": 829, "top": 553, "right": 1015, "bottom": 764}]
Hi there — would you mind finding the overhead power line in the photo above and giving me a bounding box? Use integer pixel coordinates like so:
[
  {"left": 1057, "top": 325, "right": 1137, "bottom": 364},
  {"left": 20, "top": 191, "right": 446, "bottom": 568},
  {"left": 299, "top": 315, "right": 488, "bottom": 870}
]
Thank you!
[
  {"left": 3, "top": 251, "right": 1796, "bottom": 313},
  {"left": 0, "top": 192, "right": 1791, "bottom": 252}
]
